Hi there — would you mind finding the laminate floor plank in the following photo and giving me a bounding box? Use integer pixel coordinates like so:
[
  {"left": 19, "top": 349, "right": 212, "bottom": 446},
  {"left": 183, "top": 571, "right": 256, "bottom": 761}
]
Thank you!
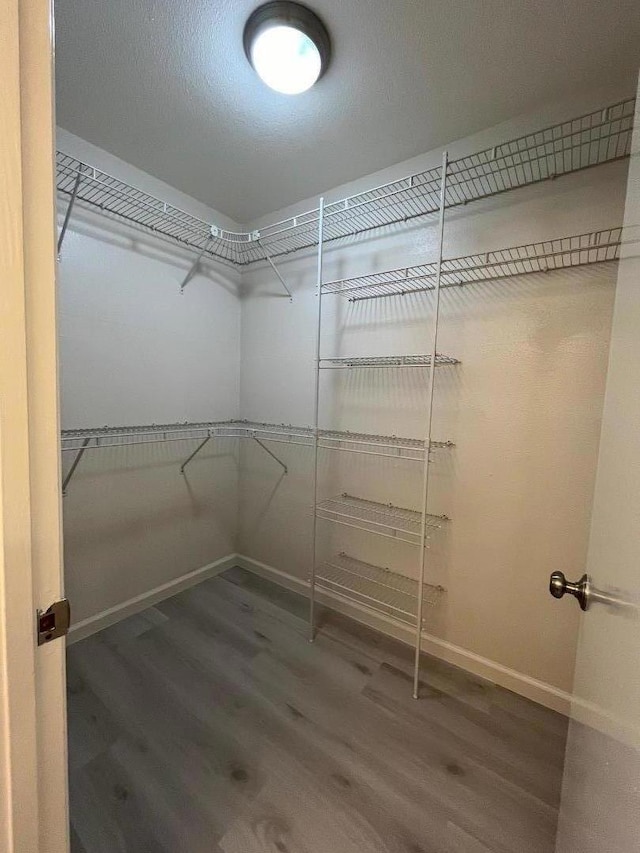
[
  {"left": 66, "top": 666, "right": 122, "bottom": 772},
  {"left": 67, "top": 567, "right": 567, "bottom": 853},
  {"left": 70, "top": 747, "right": 169, "bottom": 853},
  {"left": 68, "top": 635, "right": 252, "bottom": 848},
  {"left": 241, "top": 650, "right": 555, "bottom": 853},
  {"left": 132, "top": 620, "right": 458, "bottom": 853},
  {"left": 362, "top": 663, "right": 564, "bottom": 808}
]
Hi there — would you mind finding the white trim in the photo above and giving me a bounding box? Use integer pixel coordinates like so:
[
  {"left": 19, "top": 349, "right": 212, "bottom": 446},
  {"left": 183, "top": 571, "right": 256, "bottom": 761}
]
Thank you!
[
  {"left": 67, "top": 554, "right": 237, "bottom": 644},
  {"left": 235, "top": 554, "right": 572, "bottom": 715}
]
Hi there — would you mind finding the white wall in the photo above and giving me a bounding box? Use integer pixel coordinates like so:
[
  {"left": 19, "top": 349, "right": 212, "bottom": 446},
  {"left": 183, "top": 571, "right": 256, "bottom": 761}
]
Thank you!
[
  {"left": 238, "top": 87, "right": 632, "bottom": 706},
  {"left": 57, "top": 131, "right": 242, "bottom": 624}
]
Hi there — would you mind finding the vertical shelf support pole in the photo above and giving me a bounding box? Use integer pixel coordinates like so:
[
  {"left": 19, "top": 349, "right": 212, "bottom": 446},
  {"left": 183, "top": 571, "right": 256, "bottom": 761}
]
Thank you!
[
  {"left": 413, "top": 151, "right": 449, "bottom": 699},
  {"left": 309, "top": 198, "right": 325, "bottom": 642},
  {"left": 57, "top": 166, "right": 84, "bottom": 257}
]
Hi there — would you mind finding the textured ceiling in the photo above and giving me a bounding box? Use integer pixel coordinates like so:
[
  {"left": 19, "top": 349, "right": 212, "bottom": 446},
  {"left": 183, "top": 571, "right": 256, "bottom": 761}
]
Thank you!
[{"left": 54, "top": 0, "right": 640, "bottom": 223}]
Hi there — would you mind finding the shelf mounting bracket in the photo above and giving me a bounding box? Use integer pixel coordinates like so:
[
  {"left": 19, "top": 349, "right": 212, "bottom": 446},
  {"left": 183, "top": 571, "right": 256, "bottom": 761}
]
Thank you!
[
  {"left": 180, "top": 227, "right": 218, "bottom": 293},
  {"left": 257, "top": 237, "right": 293, "bottom": 301},
  {"left": 62, "top": 437, "right": 92, "bottom": 496},
  {"left": 57, "top": 166, "right": 84, "bottom": 258},
  {"left": 180, "top": 433, "right": 212, "bottom": 474},
  {"left": 252, "top": 436, "right": 288, "bottom": 474}
]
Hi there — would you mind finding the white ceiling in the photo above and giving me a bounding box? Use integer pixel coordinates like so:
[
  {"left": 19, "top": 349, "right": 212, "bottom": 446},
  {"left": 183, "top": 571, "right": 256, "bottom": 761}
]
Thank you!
[{"left": 54, "top": 0, "right": 640, "bottom": 224}]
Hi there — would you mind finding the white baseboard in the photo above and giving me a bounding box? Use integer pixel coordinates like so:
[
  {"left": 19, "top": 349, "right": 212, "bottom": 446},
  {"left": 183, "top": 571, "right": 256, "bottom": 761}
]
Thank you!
[
  {"left": 235, "top": 554, "right": 572, "bottom": 716},
  {"left": 68, "top": 551, "right": 572, "bottom": 715},
  {"left": 67, "top": 554, "right": 237, "bottom": 644}
]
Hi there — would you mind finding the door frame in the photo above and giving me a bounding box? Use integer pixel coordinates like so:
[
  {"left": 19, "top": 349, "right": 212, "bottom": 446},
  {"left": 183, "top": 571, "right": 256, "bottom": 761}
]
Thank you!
[{"left": 0, "top": 0, "right": 69, "bottom": 850}]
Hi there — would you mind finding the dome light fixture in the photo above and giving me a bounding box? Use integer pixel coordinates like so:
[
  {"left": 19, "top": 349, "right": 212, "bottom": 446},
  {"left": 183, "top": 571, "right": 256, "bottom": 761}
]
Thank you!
[{"left": 243, "top": 1, "right": 331, "bottom": 95}]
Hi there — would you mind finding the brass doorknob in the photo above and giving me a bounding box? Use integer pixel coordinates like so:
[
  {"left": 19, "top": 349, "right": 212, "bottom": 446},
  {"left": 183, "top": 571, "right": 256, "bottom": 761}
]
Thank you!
[{"left": 549, "top": 571, "right": 590, "bottom": 611}]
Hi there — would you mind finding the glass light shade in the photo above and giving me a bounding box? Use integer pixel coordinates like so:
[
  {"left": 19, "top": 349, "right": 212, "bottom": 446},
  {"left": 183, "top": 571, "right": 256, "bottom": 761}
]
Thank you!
[{"left": 250, "top": 24, "right": 322, "bottom": 95}]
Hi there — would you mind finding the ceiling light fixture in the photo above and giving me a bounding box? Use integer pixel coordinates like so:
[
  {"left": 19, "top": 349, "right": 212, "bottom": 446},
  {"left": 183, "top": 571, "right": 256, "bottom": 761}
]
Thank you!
[{"left": 243, "top": 1, "right": 331, "bottom": 95}]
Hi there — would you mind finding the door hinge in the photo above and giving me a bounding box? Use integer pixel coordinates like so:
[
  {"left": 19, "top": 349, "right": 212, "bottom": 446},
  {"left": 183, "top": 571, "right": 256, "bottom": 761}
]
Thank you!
[{"left": 37, "top": 599, "right": 71, "bottom": 646}]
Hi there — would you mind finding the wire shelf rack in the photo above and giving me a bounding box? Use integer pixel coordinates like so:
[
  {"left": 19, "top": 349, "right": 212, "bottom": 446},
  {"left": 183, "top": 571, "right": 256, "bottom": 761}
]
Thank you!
[
  {"left": 322, "top": 227, "right": 623, "bottom": 301},
  {"left": 60, "top": 421, "right": 236, "bottom": 451},
  {"left": 319, "top": 354, "right": 460, "bottom": 369},
  {"left": 318, "top": 430, "right": 453, "bottom": 462},
  {"left": 316, "top": 552, "right": 445, "bottom": 626},
  {"left": 56, "top": 98, "right": 634, "bottom": 267},
  {"left": 55, "top": 152, "right": 252, "bottom": 266},
  {"left": 61, "top": 420, "right": 454, "bottom": 456},
  {"left": 316, "top": 493, "right": 447, "bottom": 545}
]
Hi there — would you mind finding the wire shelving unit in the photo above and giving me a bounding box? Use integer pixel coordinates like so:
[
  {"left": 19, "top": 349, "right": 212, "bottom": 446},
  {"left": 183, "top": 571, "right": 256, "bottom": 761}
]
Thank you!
[
  {"left": 60, "top": 421, "right": 454, "bottom": 454},
  {"left": 56, "top": 98, "right": 634, "bottom": 268},
  {"left": 55, "top": 152, "right": 247, "bottom": 266},
  {"left": 309, "top": 148, "right": 456, "bottom": 702},
  {"left": 319, "top": 354, "right": 460, "bottom": 369},
  {"left": 315, "top": 553, "right": 445, "bottom": 627},
  {"left": 317, "top": 430, "right": 453, "bottom": 462},
  {"left": 322, "top": 228, "right": 623, "bottom": 301},
  {"left": 315, "top": 494, "right": 447, "bottom": 546},
  {"left": 60, "top": 420, "right": 449, "bottom": 494}
]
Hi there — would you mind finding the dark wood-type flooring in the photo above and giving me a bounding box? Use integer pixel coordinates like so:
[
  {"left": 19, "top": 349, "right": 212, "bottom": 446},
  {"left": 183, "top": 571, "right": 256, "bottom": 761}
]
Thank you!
[{"left": 67, "top": 567, "right": 568, "bottom": 853}]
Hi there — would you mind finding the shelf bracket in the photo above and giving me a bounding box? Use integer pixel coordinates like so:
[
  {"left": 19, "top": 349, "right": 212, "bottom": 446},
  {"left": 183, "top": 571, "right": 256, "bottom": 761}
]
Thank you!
[
  {"left": 252, "top": 436, "right": 288, "bottom": 474},
  {"left": 57, "top": 167, "right": 84, "bottom": 258},
  {"left": 180, "top": 228, "right": 218, "bottom": 293},
  {"left": 62, "top": 437, "right": 91, "bottom": 496},
  {"left": 180, "top": 433, "right": 212, "bottom": 474},
  {"left": 257, "top": 237, "right": 293, "bottom": 301}
]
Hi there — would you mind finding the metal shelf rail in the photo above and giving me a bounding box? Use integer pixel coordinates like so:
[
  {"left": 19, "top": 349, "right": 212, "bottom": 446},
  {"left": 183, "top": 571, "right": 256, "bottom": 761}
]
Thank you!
[
  {"left": 322, "top": 227, "right": 623, "bottom": 301},
  {"left": 315, "top": 553, "right": 445, "bottom": 627},
  {"left": 56, "top": 97, "right": 634, "bottom": 268}
]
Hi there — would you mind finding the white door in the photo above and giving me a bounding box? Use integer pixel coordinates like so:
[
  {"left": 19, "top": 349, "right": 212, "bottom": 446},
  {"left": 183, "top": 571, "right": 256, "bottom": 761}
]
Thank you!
[
  {"left": 554, "top": 81, "right": 640, "bottom": 852},
  {"left": 0, "top": 0, "right": 69, "bottom": 851}
]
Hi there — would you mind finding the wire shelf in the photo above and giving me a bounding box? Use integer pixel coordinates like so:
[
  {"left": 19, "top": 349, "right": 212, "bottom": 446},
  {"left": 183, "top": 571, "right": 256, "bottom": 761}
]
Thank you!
[
  {"left": 319, "top": 354, "right": 460, "bottom": 369},
  {"left": 61, "top": 421, "right": 454, "bottom": 458},
  {"left": 322, "top": 227, "right": 623, "bottom": 300},
  {"left": 318, "top": 430, "right": 453, "bottom": 462},
  {"left": 55, "top": 152, "right": 254, "bottom": 266},
  {"left": 60, "top": 421, "right": 234, "bottom": 451},
  {"left": 316, "top": 552, "right": 445, "bottom": 626},
  {"left": 316, "top": 493, "right": 447, "bottom": 545},
  {"left": 56, "top": 98, "right": 634, "bottom": 267},
  {"left": 254, "top": 99, "right": 634, "bottom": 261}
]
